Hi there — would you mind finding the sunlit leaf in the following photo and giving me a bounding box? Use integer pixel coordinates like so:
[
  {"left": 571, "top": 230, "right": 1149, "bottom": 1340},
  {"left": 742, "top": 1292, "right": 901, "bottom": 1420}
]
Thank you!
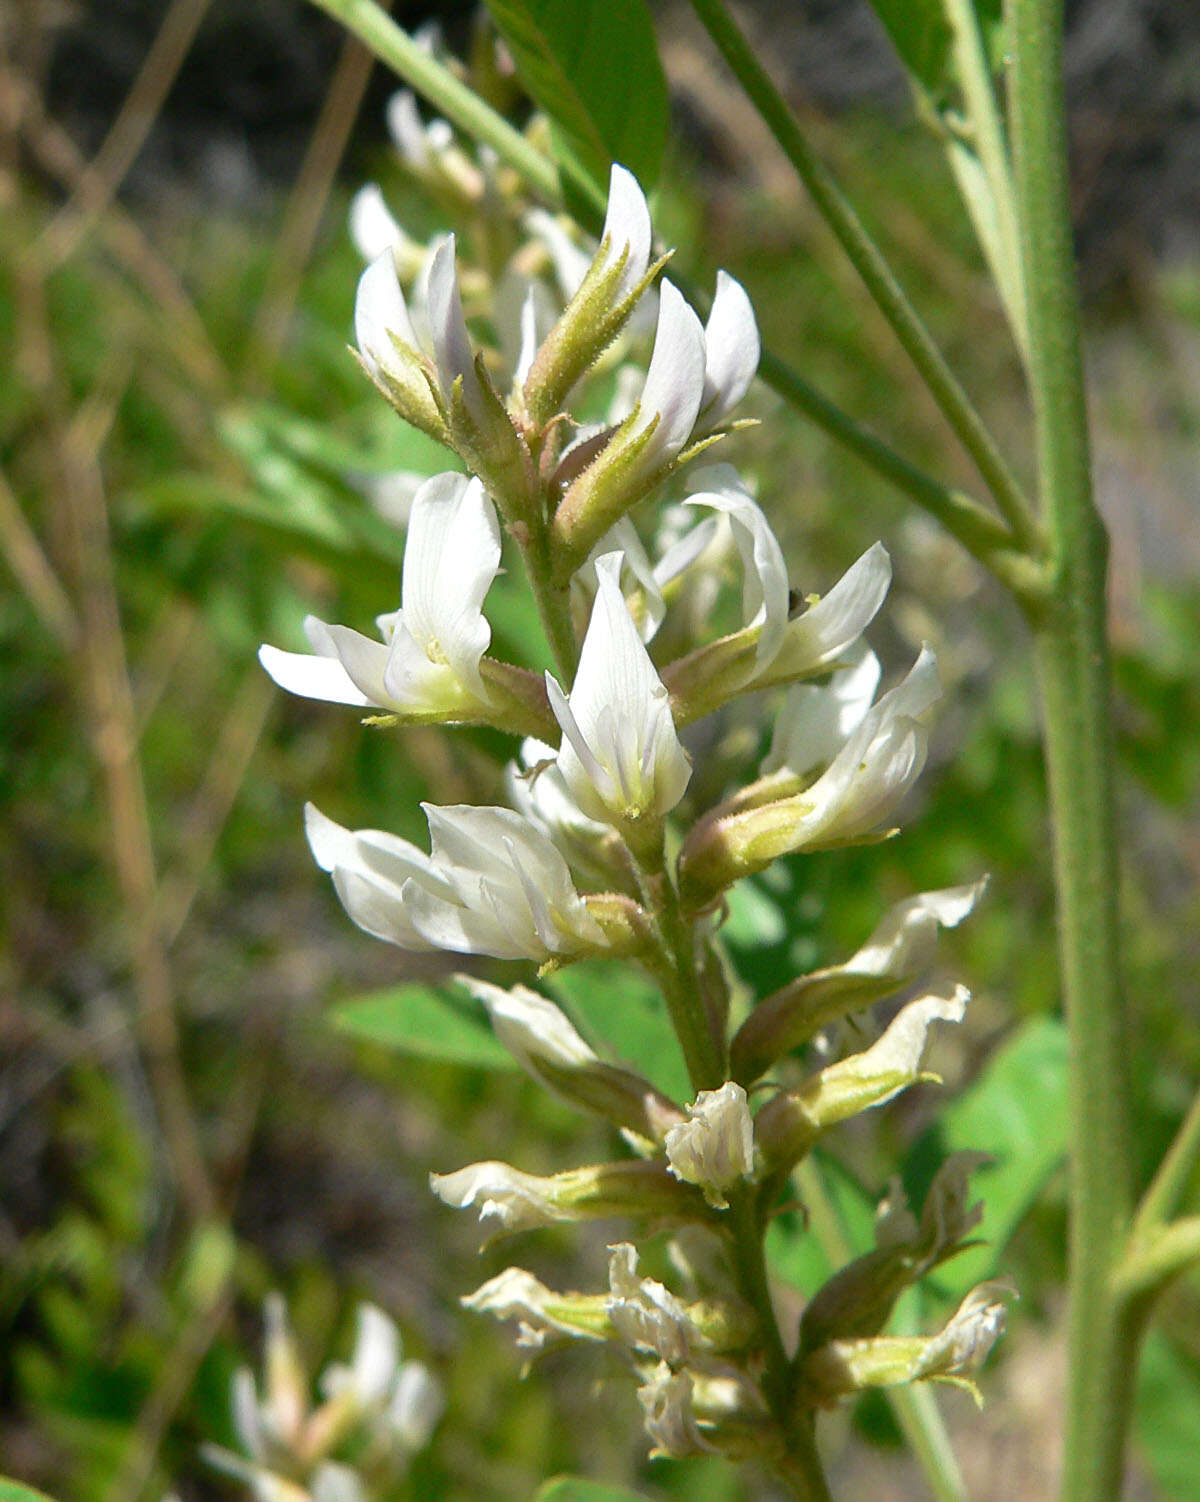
[
  {"left": 332, "top": 982, "right": 518, "bottom": 1070},
  {"left": 546, "top": 960, "right": 688, "bottom": 1103},
  {"left": 482, "top": 0, "right": 668, "bottom": 195},
  {"left": 910, "top": 1016, "right": 1068, "bottom": 1295}
]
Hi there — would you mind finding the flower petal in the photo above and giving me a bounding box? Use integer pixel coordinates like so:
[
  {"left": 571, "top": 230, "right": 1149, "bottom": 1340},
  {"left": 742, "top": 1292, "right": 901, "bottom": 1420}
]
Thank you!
[
  {"left": 549, "top": 552, "right": 691, "bottom": 823},
  {"left": 391, "top": 472, "right": 500, "bottom": 705},
  {"left": 425, "top": 235, "right": 485, "bottom": 419},
  {"left": 762, "top": 647, "right": 881, "bottom": 778},
  {"left": 355, "top": 250, "right": 421, "bottom": 380},
  {"left": 699, "top": 270, "right": 759, "bottom": 429},
  {"left": 348, "top": 183, "right": 405, "bottom": 262},
  {"left": 599, "top": 163, "right": 653, "bottom": 301},
  {"left": 685, "top": 464, "right": 789, "bottom": 669},
  {"left": 765, "top": 542, "right": 892, "bottom": 684},
  {"left": 632, "top": 281, "right": 706, "bottom": 467}
]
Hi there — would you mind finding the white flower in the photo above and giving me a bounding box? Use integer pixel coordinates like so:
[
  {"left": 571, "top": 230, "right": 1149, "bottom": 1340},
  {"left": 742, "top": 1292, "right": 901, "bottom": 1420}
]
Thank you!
[
  {"left": 607, "top": 1243, "right": 699, "bottom": 1365},
  {"left": 388, "top": 1362, "right": 444, "bottom": 1452},
  {"left": 732, "top": 647, "right": 941, "bottom": 866},
  {"left": 547, "top": 553, "right": 691, "bottom": 826},
  {"left": 259, "top": 472, "right": 501, "bottom": 720},
  {"left": 311, "top": 1464, "right": 367, "bottom": 1502},
  {"left": 347, "top": 183, "right": 412, "bottom": 263},
  {"left": 596, "top": 163, "right": 654, "bottom": 301},
  {"left": 386, "top": 89, "right": 454, "bottom": 172},
  {"left": 664, "top": 1083, "right": 756, "bottom": 1208},
  {"left": 321, "top": 1304, "right": 399, "bottom": 1406},
  {"left": 463, "top": 1266, "right": 608, "bottom": 1351},
  {"left": 762, "top": 648, "right": 882, "bottom": 778},
  {"left": 842, "top": 879, "right": 988, "bottom": 981},
  {"left": 681, "top": 465, "right": 892, "bottom": 694},
  {"left": 628, "top": 281, "right": 707, "bottom": 471},
  {"left": 697, "top": 270, "right": 760, "bottom": 431},
  {"left": 305, "top": 802, "right": 606, "bottom": 963},
  {"left": 354, "top": 234, "right": 489, "bottom": 424}
]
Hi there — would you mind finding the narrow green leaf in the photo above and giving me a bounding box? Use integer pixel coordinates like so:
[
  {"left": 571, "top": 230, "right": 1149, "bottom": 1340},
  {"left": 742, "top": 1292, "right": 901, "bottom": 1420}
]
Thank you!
[
  {"left": 534, "top": 1479, "right": 649, "bottom": 1502},
  {"left": 482, "top": 0, "right": 668, "bottom": 193},
  {"left": 332, "top": 982, "right": 518, "bottom": 1070}
]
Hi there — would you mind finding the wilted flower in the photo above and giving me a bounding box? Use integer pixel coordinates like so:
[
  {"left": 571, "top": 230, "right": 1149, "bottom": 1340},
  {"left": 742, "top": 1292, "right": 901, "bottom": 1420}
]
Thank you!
[{"left": 606, "top": 1243, "right": 699, "bottom": 1364}]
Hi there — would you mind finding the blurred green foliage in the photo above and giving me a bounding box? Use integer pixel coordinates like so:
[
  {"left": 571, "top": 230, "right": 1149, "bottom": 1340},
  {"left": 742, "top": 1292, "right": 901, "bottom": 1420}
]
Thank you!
[{"left": 3, "top": 16, "right": 1200, "bottom": 1500}]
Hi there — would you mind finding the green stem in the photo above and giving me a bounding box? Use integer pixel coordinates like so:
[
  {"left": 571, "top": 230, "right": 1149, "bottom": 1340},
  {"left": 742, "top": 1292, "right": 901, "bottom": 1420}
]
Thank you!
[
  {"left": 1114, "top": 1217, "right": 1200, "bottom": 1306},
  {"left": 687, "top": 0, "right": 1039, "bottom": 551},
  {"left": 1133, "top": 1089, "right": 1200, "bottom": 1236},
  {"left": 640, "top": 851, "right": 725, "bottom": 1092},
  {"left": 305, "top": 0, "right": 562, "bottom": 205},
  {"left": 1009, "top": 3, "right": 1137, "bottom": 1498},
  {"left": 518, "top": 519, "right": 579, "bottom": 681},
  {"left": 727, "top": 1188, "right": 831, "bottom": 1502}
]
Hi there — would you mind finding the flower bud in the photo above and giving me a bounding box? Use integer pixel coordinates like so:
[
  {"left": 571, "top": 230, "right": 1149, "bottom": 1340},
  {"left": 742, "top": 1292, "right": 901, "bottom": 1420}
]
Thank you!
[
  {"left": 523, "top": 164, "right": 662, "bottom": 427},
  {"left": 731, "top": 879, "right": 986, "bottom": 1082},
  {"left": 551, "top": 282, "right": 708, "bottom": 572},
  {"left": 460, "top": 977, "right": 684, "bottom": 1141},
  {"left": 799, "top": 1280, "right": 1014, "bottom": 1407},
  {"left": 755, "top": 988, "right": 969, "bottom": 1171},
  {"left": 665, "top": 1082, "right": 756, "bottom": 1208},
  {"left": 430, "top": 1158, "right": 711, "bottom": 1245}
]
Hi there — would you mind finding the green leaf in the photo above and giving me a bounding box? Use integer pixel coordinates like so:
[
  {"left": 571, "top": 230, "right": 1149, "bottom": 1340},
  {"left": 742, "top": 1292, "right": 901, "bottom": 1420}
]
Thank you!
[
  {"left": 0, "top": 1482, "right": 57, "bottom": 1502},
  {"left": 912, "top": 1016, "right": 1068, "bottom": 1295},
  {"left": 534, "top": 1479, "right": 649, "bottom": 1502},
  {"left": 332, "top": 982, "right": 518, "bottom": 1070},
  {"left": 767, "top": 1151, "right": 878, "bottom": 1295},
  {"left": 863, "top": 0, "right": 954, "bottom": 97},
  {"left": 482, "top": 0, "right": 668, "bottom": 195},
  {"left": 1135, "top": 1330, "right": 1200, "bottom": 1498},
  {"left": 545, "top": 960, "right": 688, "bottom": 1103}
]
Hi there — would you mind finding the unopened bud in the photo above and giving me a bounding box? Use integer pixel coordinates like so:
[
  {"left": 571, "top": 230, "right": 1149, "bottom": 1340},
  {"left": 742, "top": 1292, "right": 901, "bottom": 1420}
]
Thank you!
[
  {"left": 665, "top": 1083, "right": 756, "bottom": 1208},
  {"left": 755, "top": 989, "right": 968, "bottom": 1171}
]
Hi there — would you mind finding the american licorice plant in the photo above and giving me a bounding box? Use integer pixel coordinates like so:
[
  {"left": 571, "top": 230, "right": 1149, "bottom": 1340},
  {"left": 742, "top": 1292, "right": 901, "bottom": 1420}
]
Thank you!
[{"left": 249, "top": 1, "right": 1200, "bottom": 1498}]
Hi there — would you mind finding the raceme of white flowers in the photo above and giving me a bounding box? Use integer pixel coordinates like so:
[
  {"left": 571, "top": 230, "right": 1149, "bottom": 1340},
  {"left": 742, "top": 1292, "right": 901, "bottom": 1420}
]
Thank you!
[
  {"left": 262, "top": 136, "right": 1007, "bottom": 1470},
  {"left": 202, "top": 1295, "right": 442, "bottom": 1500}
]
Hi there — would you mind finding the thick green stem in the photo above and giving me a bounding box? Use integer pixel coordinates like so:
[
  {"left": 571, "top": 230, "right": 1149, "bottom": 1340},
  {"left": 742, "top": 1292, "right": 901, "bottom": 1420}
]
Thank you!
[
  {"left": 1009, "top": 3, "right": 1137, "bottom": 1498},
  {"left": 727, "top": 1191, "right": 830, "bottom": 1501},
  {"left": 688, "top": 0, "right": 1039, "bottom": 550}
]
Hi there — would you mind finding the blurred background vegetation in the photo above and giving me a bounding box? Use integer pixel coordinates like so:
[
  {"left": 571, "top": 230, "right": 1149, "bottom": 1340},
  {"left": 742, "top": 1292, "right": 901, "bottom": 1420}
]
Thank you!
[{"left": 2, "top": 1, "right": 1198, "bottom": 1497}]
